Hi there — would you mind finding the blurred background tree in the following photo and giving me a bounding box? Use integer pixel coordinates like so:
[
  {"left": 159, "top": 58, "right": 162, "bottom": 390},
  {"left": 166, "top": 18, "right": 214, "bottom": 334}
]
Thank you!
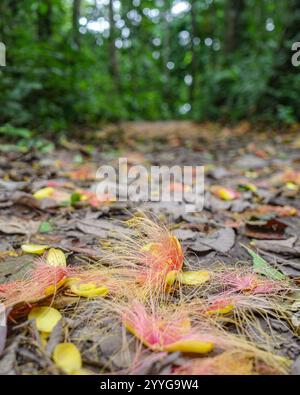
[{"left": 0, "top": 0, "right": 298, "bottom": 134}]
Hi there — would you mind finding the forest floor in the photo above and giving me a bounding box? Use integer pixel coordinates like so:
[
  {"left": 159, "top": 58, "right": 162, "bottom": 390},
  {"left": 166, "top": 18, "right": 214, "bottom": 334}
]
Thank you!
[{"left": 1, "top": 122, "right": 300, "bottom": 374}]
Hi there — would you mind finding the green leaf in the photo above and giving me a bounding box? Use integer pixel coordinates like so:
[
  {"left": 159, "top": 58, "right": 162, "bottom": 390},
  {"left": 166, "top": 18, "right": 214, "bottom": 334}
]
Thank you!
[
  {"left": 38, "top": 221, "right": 53, "bottom": 234},
  {"left": 242, "top": 244, "right": 286, "bottom": 281},
  {"left": 71, "top": 192, "right": 81, "bottom": 206}
]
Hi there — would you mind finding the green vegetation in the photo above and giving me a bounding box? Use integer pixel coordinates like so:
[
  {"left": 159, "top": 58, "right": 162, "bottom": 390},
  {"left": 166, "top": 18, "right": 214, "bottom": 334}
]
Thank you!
[{"left": 0, "top": 0, "right": 299, "bottom": 133}]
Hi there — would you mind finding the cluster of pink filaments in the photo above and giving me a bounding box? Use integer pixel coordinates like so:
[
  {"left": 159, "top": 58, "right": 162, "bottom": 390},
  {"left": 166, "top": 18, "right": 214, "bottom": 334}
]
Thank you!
[
  {"left": 123, "top": 301, "right": 201, "bottom": 350},
  {"left": 216, "top": 271, "right": 284, "bottom": 296},
  {"left": 0, "top": 263, "right": 68, "bottom": 307},
  {"left": 137, "top": 235, "right": 184, "bottom": 284}
]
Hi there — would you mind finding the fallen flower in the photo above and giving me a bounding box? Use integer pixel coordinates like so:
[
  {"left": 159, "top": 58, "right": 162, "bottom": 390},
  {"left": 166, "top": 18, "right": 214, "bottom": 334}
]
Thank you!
[
  {"left": 204, "top": 299, "right": 235, "bottom": 316},
  {"left": 142, "top": 235, "right": 183, "bottom": 272},
  {"left": 33, "top": 187, "right": 72, "bottom": 205},
  {"left": 0, "top": 263, "right": 67, "bottom": 307},
  {"left": 64, "top": 268, "right": 123, "bottom": 298},
  {"left": 105, "top": 215, "right": 185, "bottom": 289},
  {"left": 122, "top": 301, "right": 214, "bottom": 354},
  {"left": 138, "top": 235, "right": 184, "bottom": 286},
  {"left": 67, "top": 164, "right": 96, "bottom": 180},
  {"left": 275, "top": 170, "right": 300, "bottom": 186},
  {"left": 217, "top": 270, "right": 285, "bottom": 295},
  {"left": 77, "top": 189, "right": 115, "bottom": 207}
]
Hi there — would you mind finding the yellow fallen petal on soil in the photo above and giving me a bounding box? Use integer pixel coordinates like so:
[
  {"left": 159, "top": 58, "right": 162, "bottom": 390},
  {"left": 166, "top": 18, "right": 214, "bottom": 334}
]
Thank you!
[
  {"left": 164, "top": 339, "right": 214, "bottom": 354},
  {"left": 73, "top": 368, "right": 92, "bottom": 375},
  {"left": 247, "top": 183, "right": 257, "bottom": 192},
  {"left": 33, "top": 187, "right": 54, "bottom": 200},
  {"left": 178, "top": 271, "right": 210, "bottom": 286},
  {"left": 53, "top": 343, "right": 82, "bottom": 374},
  {"left": 211, "top": 186, "right": 237, "bottom": 201},
  {"left": 46, "top": 248, "right": 67, "bottom": 267},
  {"left": 70, "top": 282, "right": 109, "bottom": 298},
  {"left": 286, "top": 182, "right": 298, "bottom": 191},
  {"left": 28, "top": 307, "right": 62, "bottom": 333},
  {"left": 21, "top": 243, "right": 49, "bottom": 254},
  {"left": 206, "top": 305, "right": 235, "bottom": 316}
]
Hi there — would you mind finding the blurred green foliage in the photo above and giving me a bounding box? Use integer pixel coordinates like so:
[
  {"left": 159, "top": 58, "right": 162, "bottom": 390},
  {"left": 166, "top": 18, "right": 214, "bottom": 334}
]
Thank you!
[{"left": 0, "top": 0, "right": 299, "bottom": 135}]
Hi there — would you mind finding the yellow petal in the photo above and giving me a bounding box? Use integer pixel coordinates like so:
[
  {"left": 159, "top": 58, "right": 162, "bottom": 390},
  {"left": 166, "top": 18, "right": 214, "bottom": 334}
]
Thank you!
[
  {"left": 124, "top": 323, "right": 138, "bottom": 338},
  {"left": 206, "top": 305, "right": 235, "bottom": 315},
  {"left": 44, "top": 278, "right": 66, "bottom": 297},
  {"left": 46, "top": 248, "right": 67, "bottom": 267},
  {"left": 65, "top": 277, "right": 81, "bottom": 286},
  {"left": 246, "top": 183, "right": 257, "bottom": 192},
  {"left": 178, "top": 271, "right": 210, "bottom": 286},
  {"left": 53, "top": 343, "right": 82, "bottom": 374},
  {"left": 220, "top": 190, "right": 235, "bottom": 200},
  {"left": 286, "top": 182, "right": 298, "bottom": 191},
  {"left": 170, "top": 235, "right": 183, "bottom": 254},
  {"left": 28, "top": 307, "right": 62, "bottom": 333},
  {"left": 33, "top": 187, "right": 54, "bottom": 200},
  {"left": 164, "top": 339, "right": 214, "bottom": 354},
  {"left": 70, "top": 282, "right": 109, "bottom": 298},
  {"left": 21, "top": 243, "right": 49, "bottom": 254},
  {"left": 165, "top": 270, "right": 179, "bottom": 286},
  {"left": 73, "top": 368, "right": 92, "bottom": 375},
  {"left": 211, "top": 186, "right": 237, "bottom": 201}
]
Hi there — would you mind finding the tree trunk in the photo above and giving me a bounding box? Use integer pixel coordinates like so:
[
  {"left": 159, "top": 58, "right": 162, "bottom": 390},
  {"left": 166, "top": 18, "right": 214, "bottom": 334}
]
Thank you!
[
  {"left": 224, "top": 0, "right": 245, "bottom": 54},
  {"left": 72, "top": 0, "right": 81, "bottom": 48},
  {"left": 37, "top": 0, "right": 52, "bottom": 40},
  {"left": 108, "top": 0, "right": 121, "bottom": 92},
  {"left": 162, "top": 11, "right": 175, "bottom": 115},
  {"left": 189, "top": 0, "right": 198, "bottom": 108}
]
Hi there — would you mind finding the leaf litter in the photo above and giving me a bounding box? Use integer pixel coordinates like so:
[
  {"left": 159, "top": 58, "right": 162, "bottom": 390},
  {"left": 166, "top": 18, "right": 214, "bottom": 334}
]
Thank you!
[{"left": 1, "top": 126, "right": 300, "bottom": 374}]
